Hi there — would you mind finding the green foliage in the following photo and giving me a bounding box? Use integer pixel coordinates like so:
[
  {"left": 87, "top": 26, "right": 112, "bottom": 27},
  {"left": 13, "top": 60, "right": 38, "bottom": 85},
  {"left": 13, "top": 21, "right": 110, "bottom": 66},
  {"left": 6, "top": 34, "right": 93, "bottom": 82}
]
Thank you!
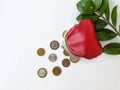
[
  {"left": 105, "top": 1, "right": 110, "bottom": 20},
  {"left": 99, "top": 0, "right": 108, "bottom": 14},
  {"left": 91, "top": 0, "right": 102, "bottom": 9},
  {"left": 97, "top": 29, "right": 117, "bottom": 41},
  {"left": 76, "top": 0, "right": 95, "bottom": 14},
  {"left": 95, "top": 19, "right": 107, "bottom": 31},
  {"left": 119, "top": 25, "right": 120, "bottom": 33},
  {"left": 111, "top": 6, "right": 118, "bottom": 27},
  {"left": 104, "top": 43, "right": 120, "bottom": 55},
  {"left": 76, "top": 0, "right": 120, "bottom": 55},
  {"left": 76, "top": 14, "right": 99, "bottom": 21}
]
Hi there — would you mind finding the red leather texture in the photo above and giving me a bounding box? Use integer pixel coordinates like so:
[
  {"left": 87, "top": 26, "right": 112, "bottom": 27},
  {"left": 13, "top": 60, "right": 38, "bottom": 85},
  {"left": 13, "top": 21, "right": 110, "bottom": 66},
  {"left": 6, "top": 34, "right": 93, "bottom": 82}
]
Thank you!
[{"left": 66, "top": 19, "right": 103, "bottom": 59}]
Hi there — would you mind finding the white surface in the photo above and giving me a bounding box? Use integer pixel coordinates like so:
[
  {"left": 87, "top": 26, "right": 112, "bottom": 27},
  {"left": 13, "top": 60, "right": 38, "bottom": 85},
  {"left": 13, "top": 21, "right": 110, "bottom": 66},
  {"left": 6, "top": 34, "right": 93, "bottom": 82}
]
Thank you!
[{"left": 0, "top": 0, "right": 120, "bottom": 90}]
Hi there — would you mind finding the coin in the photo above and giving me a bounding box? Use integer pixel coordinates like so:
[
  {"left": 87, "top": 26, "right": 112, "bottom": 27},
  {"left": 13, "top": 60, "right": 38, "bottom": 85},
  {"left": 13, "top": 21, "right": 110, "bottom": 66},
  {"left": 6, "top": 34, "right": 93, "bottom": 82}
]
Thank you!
[
  {"left": 52, "top": 66, "right": 62, "bottom": 76},
  {"left": 50, "top": 40, "right": 59, "bottom": 50},
  {"left": 70, "top": 56, "right": 80, "bottom": 63},
  {"left": 37, "top": 68, "right": 47, "bottom": 78},
  {"left": 37, "top": 48, "right": 45, "bottom": 56},
  {"left": 48, "top": 53, "right": 57, "bottom": 62},
  {"left": 62, "top": 59, "right": 70, "bottom": 67},
  {"left": 63, "top": 50, "right": 69, "bottom": 56},
  {"left": 62, "top": 30, "right": 67, "bottom": 38}
]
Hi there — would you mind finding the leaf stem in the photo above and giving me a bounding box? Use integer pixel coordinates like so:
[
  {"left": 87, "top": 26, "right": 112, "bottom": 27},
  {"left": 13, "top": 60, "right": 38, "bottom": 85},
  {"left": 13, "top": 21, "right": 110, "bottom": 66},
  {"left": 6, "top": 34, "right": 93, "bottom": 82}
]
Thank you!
[{"left": 96, "top": 10, "right": 120, "bottom": 36}]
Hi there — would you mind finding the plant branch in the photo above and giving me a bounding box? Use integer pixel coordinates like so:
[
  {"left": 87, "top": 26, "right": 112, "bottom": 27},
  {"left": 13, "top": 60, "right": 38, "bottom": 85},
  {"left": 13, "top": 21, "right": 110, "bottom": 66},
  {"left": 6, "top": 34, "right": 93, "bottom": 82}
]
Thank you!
[{"left": 96, "top": 10, "right": 120, "bottom": 36}]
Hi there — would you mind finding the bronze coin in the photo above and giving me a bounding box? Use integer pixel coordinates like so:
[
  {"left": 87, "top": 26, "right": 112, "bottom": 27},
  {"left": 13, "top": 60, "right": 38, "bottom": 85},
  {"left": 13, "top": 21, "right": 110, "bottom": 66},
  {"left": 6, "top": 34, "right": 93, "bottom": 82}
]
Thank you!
[
  {"left": 63, "top": 50, "right": 69, "bottom": 56},
  {"left": 52, "top": 66, "right": 62, "bottom": 76},
  {"left": 37, "top": 48, "right": 45, "bottom": 56},
  {"left": 70, "top": 56, "right": 80, "bottom": 63},
  {"left": 62, "top": 30, "right": 67, "bottom": 38},
  {"left": 62, "top": 59, "right": 70, "bottom": 67},
  {"left": 37, "top": 68, "right": 47, "bottom": 78},
  {"left": 50, "top": 40, "right": 59, "bottom": 50},
  {"left": 48, "top": 53, "right": 57, "bottom": 62}
]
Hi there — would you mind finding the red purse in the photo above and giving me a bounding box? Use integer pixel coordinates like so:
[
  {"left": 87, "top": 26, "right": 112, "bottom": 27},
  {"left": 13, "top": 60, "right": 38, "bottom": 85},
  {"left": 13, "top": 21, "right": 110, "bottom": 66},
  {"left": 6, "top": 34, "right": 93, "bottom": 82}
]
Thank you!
[{"left": 65, "top": 19, "right": 103, "bottom": 59}]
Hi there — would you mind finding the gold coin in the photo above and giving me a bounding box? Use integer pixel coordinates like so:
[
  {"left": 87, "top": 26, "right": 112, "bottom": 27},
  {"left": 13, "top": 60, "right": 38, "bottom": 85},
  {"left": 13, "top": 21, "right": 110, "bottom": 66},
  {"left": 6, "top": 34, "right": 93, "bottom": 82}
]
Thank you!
[
  {"left": 50, "top": 40, "right": 59, "bottom": 50},
  {"left": 52, "top": 66, "right": 62, "bottom": 76},
  {"left": 62, "top": 30, "right": 67, "bottom": 38},
  {"left": 63, "top": 50, "right": 69, "bottom": 56},
  {"left": 37, "top": 68, "right": 47, "bottom": 78},
  {"left": 48, "top": 53, "right": 57, "bottom": 62},
  {"left": 37, "top": 48, "right": 45, "bottom": 56},
  {"left": 62, "top": 58, "right": 70, "bottom": 67},
  {"left": 70, "top": 56, "right": 80, "bottom": 63}
]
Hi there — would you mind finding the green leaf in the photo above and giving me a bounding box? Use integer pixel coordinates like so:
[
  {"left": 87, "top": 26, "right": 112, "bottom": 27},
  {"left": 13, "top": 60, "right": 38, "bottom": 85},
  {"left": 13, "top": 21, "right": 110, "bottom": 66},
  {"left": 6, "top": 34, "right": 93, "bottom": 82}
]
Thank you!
[
  {"left": 97, "top": 29, "right": 117, "bottom": 41},
  {"left": 76, "top": 0, "right": 95, "bottom": 14},
  {"left": 99, "top": 0, "right": 108, "bottom": 14},
  {"left": 91, "top": 0, "right": 103, "bottom": 9},
  {"left": 76, "top": 13, "right": 99, "bottom": 21},
  {"left": 111, "top": 5, "right": 118, "bottom": 27},
  {"left": 105, "top": 1, "right": 110, "bottom": 20},
  {"left": 104, "top": 43, "right": 120, "bottom": 55},
  {"left": 119, "top": 25, "right": 120, "bottom": 33},
  {"left": 95, "top": 19, "right": 107, "bottom": 31}
]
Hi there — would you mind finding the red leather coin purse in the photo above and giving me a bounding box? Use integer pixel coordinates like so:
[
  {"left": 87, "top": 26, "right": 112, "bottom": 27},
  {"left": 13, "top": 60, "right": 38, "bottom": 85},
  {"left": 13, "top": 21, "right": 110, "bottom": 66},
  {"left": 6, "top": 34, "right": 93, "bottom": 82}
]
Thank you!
[{"left": 65, "top": 19, "right": 103, "bottom": 59}]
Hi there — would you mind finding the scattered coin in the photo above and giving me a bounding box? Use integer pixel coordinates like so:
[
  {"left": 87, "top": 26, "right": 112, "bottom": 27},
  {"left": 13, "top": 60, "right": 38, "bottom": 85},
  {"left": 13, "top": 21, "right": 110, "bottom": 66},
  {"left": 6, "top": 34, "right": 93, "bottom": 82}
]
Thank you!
[
  {"left": 62, "top": 59, "right": 71, "bottom": 67},
  {"left": 37, "top": 68, "right": 47, "bottom": 78},
  {"left": 52, "top": 66, "right": 62, "bottom": 76},
  {"left": 70, "top": 55, "right": 80, "bottom": 63},
  {"left": 62, "top": 30, "right": 67, "bottom": 38},
  {"left": 61, "top": 41, "right": 65, "bottom": 49},
  {"left": 48, "top": 53, "right": 58, "bottom": 62},
  {"left": 50, "top": 40, "right": 59, "bottom": 50},
  {"left": 63, "top": 50, "right": 69, "bottom": 56},
  {"left": 37, "top": 48, "right": 45, "bottom": 56}
]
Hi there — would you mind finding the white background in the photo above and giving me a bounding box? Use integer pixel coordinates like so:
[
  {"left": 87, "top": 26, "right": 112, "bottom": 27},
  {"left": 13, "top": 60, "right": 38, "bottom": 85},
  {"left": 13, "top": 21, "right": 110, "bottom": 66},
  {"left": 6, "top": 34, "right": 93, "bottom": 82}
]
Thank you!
[{"left": 0, "top": 0, "right": 120, "bottom": 90}]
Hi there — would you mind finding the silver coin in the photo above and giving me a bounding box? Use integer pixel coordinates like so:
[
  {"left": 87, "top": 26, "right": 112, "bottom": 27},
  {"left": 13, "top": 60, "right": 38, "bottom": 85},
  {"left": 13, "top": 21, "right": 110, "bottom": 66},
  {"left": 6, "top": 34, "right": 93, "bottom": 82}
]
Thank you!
[
  {"left": 50, "top": 40, "right": 59, "bottom": 50},
  {"left": 48, "top": 53, "right": 57, "bottom": 62},
  {"left": 37, "top": 68, "right": 47, "bottom": 78},
  {"left": 70, "top": 55, "right": 80, "bottom": 63}
]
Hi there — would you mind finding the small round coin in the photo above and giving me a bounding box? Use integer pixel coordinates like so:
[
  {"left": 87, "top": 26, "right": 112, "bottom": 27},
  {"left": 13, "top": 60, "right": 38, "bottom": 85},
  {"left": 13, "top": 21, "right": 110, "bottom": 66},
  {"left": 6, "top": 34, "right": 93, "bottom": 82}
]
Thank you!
[
  {"left": 62, "top": 30, "right": 67, "bottom": 38},
  {"left": 37, "top": 48, "right": 45, "bottom": 56},
  {"left": 63, "top": 50, "right": 69, "bottom": 56},
  {"left": 52, "top": 66, "right": 62, "bottom": 76},
  {"left": 50, "top": 40, "right": 59, "bottom": 50},
  {"left": 70, "top": 56, "right": 80, "bottom": 63},
  {"left": 37, "top": 68, "right": 47, "bottom": 78},
  {"left": 62, "top": 59, "right": 70, "bottom": 67},
  {"left": 48, "top": 53, "right": 57, "bottom": 62}
]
